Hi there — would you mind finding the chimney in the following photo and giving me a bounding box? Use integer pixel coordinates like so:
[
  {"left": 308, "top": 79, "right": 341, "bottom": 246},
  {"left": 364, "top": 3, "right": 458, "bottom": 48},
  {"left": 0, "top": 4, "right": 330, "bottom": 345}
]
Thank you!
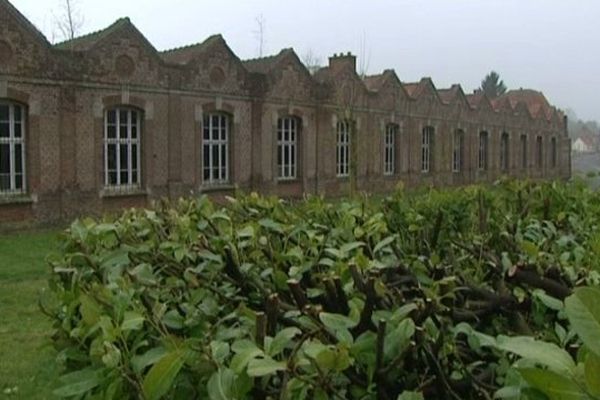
[{"left": 328, "top": 52, "right": 356, "bottom": 74}]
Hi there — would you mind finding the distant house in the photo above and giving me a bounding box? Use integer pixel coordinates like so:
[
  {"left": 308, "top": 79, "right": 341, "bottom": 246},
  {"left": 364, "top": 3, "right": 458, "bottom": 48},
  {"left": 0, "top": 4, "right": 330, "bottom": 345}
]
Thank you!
[{"left": 572, "top": 135, "right": 597, "bottom": 153}]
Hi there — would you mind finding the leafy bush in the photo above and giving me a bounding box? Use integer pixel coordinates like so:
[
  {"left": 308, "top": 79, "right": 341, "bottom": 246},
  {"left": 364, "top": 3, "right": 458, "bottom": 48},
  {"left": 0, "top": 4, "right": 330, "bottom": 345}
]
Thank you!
[{"left": 44, "top": 179, "right": 600, "bottom": 399}]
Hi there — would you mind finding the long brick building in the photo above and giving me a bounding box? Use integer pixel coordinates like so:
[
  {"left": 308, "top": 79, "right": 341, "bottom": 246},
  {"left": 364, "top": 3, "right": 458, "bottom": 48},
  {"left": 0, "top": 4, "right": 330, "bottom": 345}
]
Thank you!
[{"left": 0, "top": 0, "right": 571, "bottom": 226}]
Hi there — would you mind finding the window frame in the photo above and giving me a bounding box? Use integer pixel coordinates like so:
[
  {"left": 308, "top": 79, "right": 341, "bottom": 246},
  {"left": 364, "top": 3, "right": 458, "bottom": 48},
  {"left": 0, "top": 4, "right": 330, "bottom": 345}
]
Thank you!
[
  {"left": 421, "top": 126, "right": 434, "bottom": 173},
  {"left": 551, "top": 137, "right": 557, "bottom": 168},
  {"left": 536, "top": 135, "right": 543, "bottom": 168},
  {"left": 383, "top": 124, "right": 397, "bottom": 176},
  {"left": 277, "top": 116, "right": 299, "bottom": 181},
  {"left": 500, "top": 132, "right": 510, "bottom": 172},
  {"left": 202, "top": 113, "right": 230, "bottom": 185},
  {"left": 103, "top": 107, "right": 142, "bottom": 189},
  {"left": 452, "top": 129, "right": 464, "bottom": 173},
  {"left": 478, "top": 131, "right": 489, "bottom": 171},
  {"left": 520, "top": 134, "right": 528, "bottom": 169},
  {"left": 0, "top": 101, "right": 26, "bottom": 195},
  {"left": 336, "top": 120, "right": 351, "bottom": 178}
]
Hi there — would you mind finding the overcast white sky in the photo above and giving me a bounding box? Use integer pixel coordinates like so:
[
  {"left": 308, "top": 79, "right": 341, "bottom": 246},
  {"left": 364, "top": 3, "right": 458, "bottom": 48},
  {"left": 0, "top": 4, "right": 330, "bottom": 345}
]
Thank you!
[{"left": 10, "top": 0, "right": 600, "bottom": 122}]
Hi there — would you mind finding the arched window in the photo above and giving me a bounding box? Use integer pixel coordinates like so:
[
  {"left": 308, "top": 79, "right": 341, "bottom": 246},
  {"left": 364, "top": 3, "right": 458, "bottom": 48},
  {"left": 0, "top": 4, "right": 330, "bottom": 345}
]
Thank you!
[
  {"left": 551, "top": 137, "right": 557, "bottom": 168},
  {"left": 277, "top": 116, "right": 299, "bottom": 180},
  {"left": 0, "top": 101, "right": 26, "bottom": 194},
  {"left": 384, "top": 124, "right": 397, "bottom": 176},
  {"left": 104, "top": 108, "right": 141, "bottom": 188},
  {"left": 336, "top": 120, "right": 351, "bottom": 177},
  {"left": 500, "top": 132, "right": 510, "bottom": 171},
  {"left": 520, "top": 134, "right": 528, "bottom": 169},
  {"left": 203, "top": 113, "right": 229, "bottom": 184},
  {"left": 536, "top": 136, "right": 543, "bottom": 168},
  {"left": 452, "top": 129, "right": 464, "bottom": 173},
  {"left": 421, "top": 126, "right": 434, "bottom": 173},
  {"left": 478, "top": 131, "right": 489, "bottom": 171}
]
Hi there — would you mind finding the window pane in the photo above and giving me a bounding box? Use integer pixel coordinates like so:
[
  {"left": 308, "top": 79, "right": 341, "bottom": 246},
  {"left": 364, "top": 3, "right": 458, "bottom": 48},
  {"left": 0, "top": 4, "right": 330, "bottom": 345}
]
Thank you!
[
  {"left": 131, "top": 170, "right": 138, "bottom": 184},
  {"left": 131, "top": 125, "right": 137, "bottom": 139},
  {"left": 203, "top": 144, "right": 210, "bottom": 170},
  {"left": 15, "top": 174, "right": 23, "bottom": 190},
  {"left": 131, "top": 111, "right": 138, "bottom": 126},
  {"left": 0, "top": 144, "right": 9, "bottom": 173},
  {"left": 212, "top": 145, "right": 219, "bottom": 177},
  {"left": 120, "top": 145, "right": 128, "bottom": 173},
  {"left": 120, "top": 124, "right": 128, "bottom": 139},
  {"left": 0, "top": 122, "right": 8, "bottom": 138},
  {"left": 0, "top": 105, "right": 8, "bottom": 121},
  {"left": 109, "top": 171, "right": 118, "bottom": 185},
  {"left": 14, "top": 122, "right": 22, "bottom": 138},
  {"left": 203, "top": 118, "right": 210, "bottom": 140},
  {"left": 15, "top": 144, "right": 22, "bottom": 173},
  {"left": 14, "top": 105, "right": 21, "bottom": 122},
  {"left": 131, "top": 144, "right": 138, "bottom": 171},
  {"left": 107, "top": 125, "right": 117, "bottom": 139},
  {"left": 107, "top": 110, "right": 116, "bottom": 124},
  {"left": 108, "top": 144, "right": 117, "bottom": 170},
  {"left": 0, "top": 175, "right": 9, "bottom": 191},
  {"left": 120, "top": 171, "right": 128, "bottom": 185},
  {"left": 220, "top": 145, "right": 227, "bottom": 171},
  {"left": 119, "top": 110, "right": 128, "bottom": 125}
]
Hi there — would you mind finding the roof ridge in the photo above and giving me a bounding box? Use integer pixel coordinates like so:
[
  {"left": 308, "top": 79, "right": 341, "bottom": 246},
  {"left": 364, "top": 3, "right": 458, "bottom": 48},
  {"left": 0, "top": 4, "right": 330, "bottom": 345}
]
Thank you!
[
  {"left": 160, "top": 34, "right": 222, "bottom": 54},
  {"left": 54, "top": 17, "right": 129, "bottom": 49}
]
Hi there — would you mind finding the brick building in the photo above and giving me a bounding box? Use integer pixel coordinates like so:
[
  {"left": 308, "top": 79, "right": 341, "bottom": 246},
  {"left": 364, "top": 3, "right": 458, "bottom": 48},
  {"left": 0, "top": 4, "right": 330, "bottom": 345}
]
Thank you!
[{"left": 0, "top": 0, "right": 571, "bottom": 226}]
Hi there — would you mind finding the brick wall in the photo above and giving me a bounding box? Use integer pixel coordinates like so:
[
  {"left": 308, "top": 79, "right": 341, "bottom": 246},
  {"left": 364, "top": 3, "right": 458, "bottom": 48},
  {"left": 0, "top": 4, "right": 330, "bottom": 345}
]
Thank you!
[{"left": 0, "top": 0, "right": 570, "bottom": 227}]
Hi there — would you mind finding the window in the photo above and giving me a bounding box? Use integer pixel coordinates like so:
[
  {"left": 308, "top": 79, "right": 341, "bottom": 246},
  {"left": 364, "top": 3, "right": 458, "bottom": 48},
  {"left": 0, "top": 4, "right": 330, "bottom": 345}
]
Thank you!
[
  {"left": 421, "top": 126, "right": 434, "bottom": 173},
  {"left": 0, "top": 102, "right": 25, "bottom": 194},
  {"left": 203, "top": 113, "right": 229, "bottom": 184},
  {"left": 384, "top": 124, "right": 397, "bottom": 176},
  {"left": 104, "top": 108, "right": 141, "bottom": 188},
  {"left": 452, "top": 129, "right": 464, "bottom": 173},
  {"left": 536, "top": 136, "right": 543, "bottom": 168},
  {"left": 520, "top": 134, "right": 528, "bottom": 169},
  {"left": 478, "top": 131, "right": 489, "bottom": 171},
  {"left": 277, "top": 117, "right": 298, "bottom": 180},
  {"left": 551, "top": 137, "right": 557, "bottom": 168},
  {"left": 500, "top": 132, "right": 509, "bottom": 171},
  {"left": 336, "top": 120, "right": 350, "bottom": 177}
]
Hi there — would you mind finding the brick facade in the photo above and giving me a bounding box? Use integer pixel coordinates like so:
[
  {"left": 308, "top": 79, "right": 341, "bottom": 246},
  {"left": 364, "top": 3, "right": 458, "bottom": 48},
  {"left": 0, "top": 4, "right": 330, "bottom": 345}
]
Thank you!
[{"left": 0, "top": 0, "right": 571, "bottom": 227}]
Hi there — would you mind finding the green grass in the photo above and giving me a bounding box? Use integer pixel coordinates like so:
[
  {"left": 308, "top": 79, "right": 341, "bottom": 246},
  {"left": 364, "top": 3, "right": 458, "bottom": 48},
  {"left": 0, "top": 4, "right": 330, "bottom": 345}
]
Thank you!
[{"left": 0, "top": 230, "right": 63, "bottom": 399}]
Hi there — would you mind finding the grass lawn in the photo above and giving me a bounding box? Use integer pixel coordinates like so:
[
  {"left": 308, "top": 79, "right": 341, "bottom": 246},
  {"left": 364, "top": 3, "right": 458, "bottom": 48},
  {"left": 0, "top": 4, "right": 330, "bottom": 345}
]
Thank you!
[{"left": 0, "top": 230, "right": 63, "bottom": 399}]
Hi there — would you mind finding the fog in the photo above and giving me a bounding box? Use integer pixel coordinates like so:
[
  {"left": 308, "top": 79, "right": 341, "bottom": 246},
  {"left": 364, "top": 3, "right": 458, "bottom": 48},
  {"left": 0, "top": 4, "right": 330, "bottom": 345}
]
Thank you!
[{"left": 10, "top": 0, "right": 600, "bottom": 122}]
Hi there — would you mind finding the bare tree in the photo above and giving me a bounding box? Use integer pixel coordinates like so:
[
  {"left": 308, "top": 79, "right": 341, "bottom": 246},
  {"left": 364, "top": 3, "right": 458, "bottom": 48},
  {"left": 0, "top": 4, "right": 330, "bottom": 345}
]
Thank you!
[
  {"left": 357, "top": 30, "right": 371, "bottom": 78},
  {"left": 253, "top": 14, "right": 266, "bottom": 57},
  {"left": 301, "top": 49, "right": 322, "bottom": 75},
  {"left": 53, "top": 0, "right": 84, "bottom": 43}
]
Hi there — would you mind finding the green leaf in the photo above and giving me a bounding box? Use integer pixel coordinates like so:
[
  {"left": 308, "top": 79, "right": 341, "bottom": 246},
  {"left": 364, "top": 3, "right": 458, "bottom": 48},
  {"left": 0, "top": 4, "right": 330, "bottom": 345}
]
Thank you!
[
  {"left": 521, "top": 241, "right": 539, "bottom": 258},
  {"left": 80, "top": 294, "right": 102, "bottom": 326},
  {"left": 162, "top": 310, "right": 185, "bottom": 329},
  {"left": 53, "top": 368, "right": 103, "bottom": 397},
  {"left": 246, "top": 357, "right": 287, "bottom": 377},
  {"left": 384, "top": 319, "right": 415, "bottom": 361},
  {"left": 494, "top": 335, "right": 576, "bottom": 374},
  {"left": 319, "top": 312, "right": 358, "bottom": 331},
  {"left": 374, "top": 235, "right": 397, "bottom": 254},
  {"left": 230, "top": 340, "right": 263, "bottom": 374},
  {"left": 121, "top": 311, "right": 145, "bottom": 331},
  {"left": 397, "top": 391, "right": 424, "bottom": 400},
  {"left": 519, "top": 368, "right": 586, "bottom": 400},
  {"left": 565, "top": 287, "right": 600, "bottom": 357},
  {"left": 207, "top": 368, "right": 236, "bottom": 400},
  {"left": 533, "top": 290, "right": 564, "bottom": 311},
  {"left": 142, "top": 349, "right": 187, "bottom": 400},
  {"left": 268, "top": 327, "right": 301, "bottom": 357},
  {"left": 585, "top": 352, "right": 600, "bottom": 396},
  {"left": 340, "top": 241, "right": 365, "bottom": 254},
  {"left": 131, "top": 347, "right": 167, "bottom": 374}
]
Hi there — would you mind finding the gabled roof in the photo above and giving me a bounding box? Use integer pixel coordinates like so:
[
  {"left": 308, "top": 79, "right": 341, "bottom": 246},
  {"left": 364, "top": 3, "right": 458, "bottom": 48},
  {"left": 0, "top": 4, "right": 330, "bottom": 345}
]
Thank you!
[
  {"left": 438, "top": 84, "right": 467, "bottom": 105},
  {"left": 402, "top": 82, "right": 420, "bottom": 98},
  {"left": 243, "top": 48, "right": 295, "bottom": 74},
  {"left": 403, "top": 78, "right": 441, "bottom": 102},
  {"left": 499, "top": 89, "right": 551, "bottom": 120},
  {"left": 1, "top": 0, "right": 49, "bottom": 46},
  {"left": 465, "top": 90, "right": 491, "bottom": 109},
  {"left": 54, "top": 17, "right": 159, "bottom": 56},
  {"left": 160, "top": 34, "right": 224, "bottom": 65},
  {"left": 364, "top": 74, "right": 386, "bottom": 92},
  {"left": 54, "top": 18, "right": 129, "bottom": 51}
]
